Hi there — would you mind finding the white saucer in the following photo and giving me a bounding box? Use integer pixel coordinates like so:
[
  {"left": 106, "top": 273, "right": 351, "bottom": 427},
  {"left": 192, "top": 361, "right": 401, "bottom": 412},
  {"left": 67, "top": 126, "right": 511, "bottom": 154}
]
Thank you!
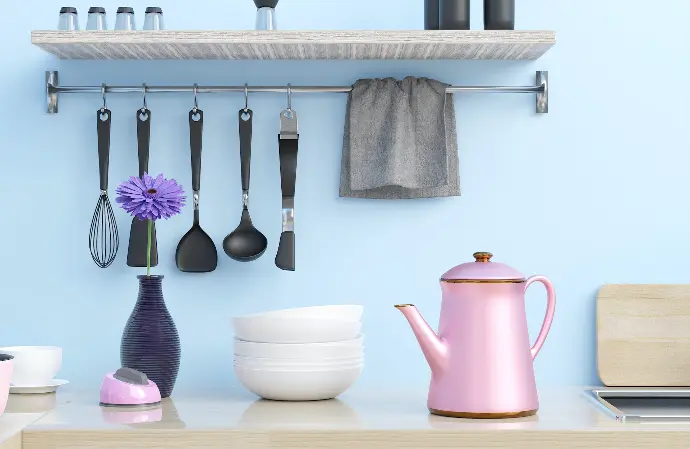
[{"left": 10, "top": 379, "right": 69, "bottom": 394}]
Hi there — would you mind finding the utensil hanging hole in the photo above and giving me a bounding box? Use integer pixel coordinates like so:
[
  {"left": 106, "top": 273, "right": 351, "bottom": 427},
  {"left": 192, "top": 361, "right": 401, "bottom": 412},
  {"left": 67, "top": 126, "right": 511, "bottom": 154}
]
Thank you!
[
  {"left": 241, "top": 111, "right": 251, "bottom": 121},
  {"left": 282, "top": 109, "right": 293, "bottom": 119},
  {"left": 138, "top": 110, "right": 149, "bottom": 121},
  {"left": 191, "top": 111, "right": 201, "bottom": 122},
  {"left": 99, "top": 111, "right": 109, "bottom": 121}
]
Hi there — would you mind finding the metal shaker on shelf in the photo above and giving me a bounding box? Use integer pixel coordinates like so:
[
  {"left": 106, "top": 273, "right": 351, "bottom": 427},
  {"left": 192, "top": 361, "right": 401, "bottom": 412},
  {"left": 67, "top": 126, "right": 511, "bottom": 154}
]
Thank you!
[
  {"left": 143, "top": 7, "right": 164, "bottom": 30},
  {"left": 86, "top": 7, "right": 107, "bottom": 30},
  {"left": 58, "top": 7, "right": 79, "bottom": 30},
  {"left": 115, "top": 7, "right": 136, "bottom": 30},
  {"left": 254, "top": 0, "right": 278, "bottom": 30}
]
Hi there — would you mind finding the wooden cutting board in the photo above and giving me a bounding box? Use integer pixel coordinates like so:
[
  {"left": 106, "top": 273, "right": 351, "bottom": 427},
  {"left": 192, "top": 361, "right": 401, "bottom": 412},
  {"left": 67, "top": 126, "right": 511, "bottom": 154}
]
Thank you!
[{"left": 597, "top": 284, "right": 690, "bottom": 386}]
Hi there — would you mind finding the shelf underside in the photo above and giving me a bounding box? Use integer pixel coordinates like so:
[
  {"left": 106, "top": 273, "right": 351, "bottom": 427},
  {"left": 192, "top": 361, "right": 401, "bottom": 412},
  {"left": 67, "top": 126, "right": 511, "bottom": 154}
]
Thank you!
[{"left": 31, "top": 30, "right": 555, "bottom": 60}]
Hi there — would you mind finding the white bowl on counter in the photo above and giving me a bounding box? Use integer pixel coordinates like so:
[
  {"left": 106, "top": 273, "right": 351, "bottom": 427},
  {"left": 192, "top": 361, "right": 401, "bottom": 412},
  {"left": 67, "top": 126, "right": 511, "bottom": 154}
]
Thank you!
[
  {"left": 0, "top": 346, "right": 61, "bottom": 386},
  {"left": 239, "top": 305, "right": 363, "bottom": 322},
  {"left": 233, "top": 335, "right": 364, "bottom": 359},
  {"left": 233, "top": 317, "right": 362, "bottom": 344},
  {"left": 234, "top": 355, "right": 363, "bottom": 370},
  {"left": 234, "top": 365, "right": 363, "bottom": 401}
]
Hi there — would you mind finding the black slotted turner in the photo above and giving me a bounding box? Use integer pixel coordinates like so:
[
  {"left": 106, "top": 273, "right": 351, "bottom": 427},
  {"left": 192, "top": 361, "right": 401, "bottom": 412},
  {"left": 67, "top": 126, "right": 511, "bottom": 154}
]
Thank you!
[
  {"left": 127, "top": 107, "right": 158, "bottom": 267},
  {"left": 175, "top": 108, "right": 218, "bottom": 273}
]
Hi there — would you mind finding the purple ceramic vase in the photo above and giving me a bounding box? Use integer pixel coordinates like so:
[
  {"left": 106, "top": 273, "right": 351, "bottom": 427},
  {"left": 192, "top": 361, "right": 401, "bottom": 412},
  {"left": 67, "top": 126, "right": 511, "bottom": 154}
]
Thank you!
[{"left": 121, "top": 275, "right": 180, "bottom": 398}]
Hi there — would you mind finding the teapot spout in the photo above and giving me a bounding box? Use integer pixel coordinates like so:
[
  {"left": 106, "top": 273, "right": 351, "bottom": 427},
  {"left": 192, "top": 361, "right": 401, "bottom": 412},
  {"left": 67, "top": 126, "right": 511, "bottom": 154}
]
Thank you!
[{"left": 394, "top": 304, "right": 447, "bottom": 374}]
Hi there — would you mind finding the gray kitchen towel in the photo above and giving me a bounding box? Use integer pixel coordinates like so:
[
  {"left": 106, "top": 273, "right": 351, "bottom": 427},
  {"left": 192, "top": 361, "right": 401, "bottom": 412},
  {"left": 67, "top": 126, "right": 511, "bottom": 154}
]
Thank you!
[{"left": 339, "top": 76, "right": 460, "bottom": 199}]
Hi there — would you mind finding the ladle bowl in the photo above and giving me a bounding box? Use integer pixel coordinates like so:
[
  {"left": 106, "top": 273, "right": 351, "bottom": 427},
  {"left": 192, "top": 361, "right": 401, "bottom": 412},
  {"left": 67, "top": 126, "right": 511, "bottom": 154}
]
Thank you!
[{"left": 223, "top": 210, "right": 267, "bottom": 262}]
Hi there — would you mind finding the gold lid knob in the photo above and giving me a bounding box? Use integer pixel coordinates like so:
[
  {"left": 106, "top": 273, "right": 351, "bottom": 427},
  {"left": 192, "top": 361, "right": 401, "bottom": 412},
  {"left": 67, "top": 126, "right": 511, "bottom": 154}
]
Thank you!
[{"left": 473, "top": 252, "right": 493, "bottom": 263}]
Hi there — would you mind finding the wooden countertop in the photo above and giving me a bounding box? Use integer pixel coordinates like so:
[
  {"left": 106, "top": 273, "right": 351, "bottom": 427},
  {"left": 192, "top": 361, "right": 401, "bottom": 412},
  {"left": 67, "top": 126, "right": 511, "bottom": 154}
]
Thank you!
[
  {"left": 9, "top": 387, "right": 690, "bottom": 448},
  {"left": 0, "top": 392, "right": 69, "bottom": 449}
]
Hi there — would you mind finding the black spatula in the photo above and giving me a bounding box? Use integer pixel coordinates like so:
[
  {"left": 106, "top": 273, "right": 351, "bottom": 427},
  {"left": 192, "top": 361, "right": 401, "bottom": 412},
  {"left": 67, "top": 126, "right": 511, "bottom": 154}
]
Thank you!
[
  {"left": 127, "top": 107, "right": 158, "bottom": 267},
  {"left": 175, "top": 108, "right": 218, "bottom": 273}
]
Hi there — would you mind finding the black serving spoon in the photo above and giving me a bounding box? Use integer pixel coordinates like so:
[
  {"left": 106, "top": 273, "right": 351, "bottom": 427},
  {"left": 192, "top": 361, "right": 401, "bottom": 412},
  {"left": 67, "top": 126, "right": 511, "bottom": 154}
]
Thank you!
[
  {"left": 175, "top": 108, "right": 218, "bottom": 272},
  {"left": 223, "top": 108, "right": 267, "bottom": 261}
]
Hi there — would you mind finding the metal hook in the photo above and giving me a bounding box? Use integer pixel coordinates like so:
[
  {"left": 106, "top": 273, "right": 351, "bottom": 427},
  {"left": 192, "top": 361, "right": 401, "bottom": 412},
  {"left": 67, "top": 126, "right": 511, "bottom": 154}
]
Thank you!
[
  {"left": 286, "top": 83, "right": 292, "bottom": 111},
  {"left": 101, "top": 83, "right": 107, "bottom": 110},
  {"left": 193, "top": 83, "right": 199, "bottom": 111},
  {"left": 141, "top": 83, "right": 148, "bottom": 110},
  {"left": 244, "top": 83, "right": 249, "bottom": 111}
]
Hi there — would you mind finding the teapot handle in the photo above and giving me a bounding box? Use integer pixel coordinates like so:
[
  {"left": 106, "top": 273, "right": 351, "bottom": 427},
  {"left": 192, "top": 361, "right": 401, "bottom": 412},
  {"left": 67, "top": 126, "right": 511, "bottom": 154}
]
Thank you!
[{"left": 525, "top": 275, "right": 556, "bottom": 360}]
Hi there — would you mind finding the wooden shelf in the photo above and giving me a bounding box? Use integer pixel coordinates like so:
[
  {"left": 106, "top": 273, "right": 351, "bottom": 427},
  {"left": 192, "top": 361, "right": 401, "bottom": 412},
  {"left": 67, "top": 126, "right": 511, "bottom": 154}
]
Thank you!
[{"left": 31, "top": 30, "right": 555, "bottom": 61}]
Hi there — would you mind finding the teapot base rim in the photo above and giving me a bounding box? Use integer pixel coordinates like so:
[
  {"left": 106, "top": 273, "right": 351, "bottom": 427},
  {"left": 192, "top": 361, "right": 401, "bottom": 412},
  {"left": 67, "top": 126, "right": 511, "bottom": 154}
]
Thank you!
[{"left": 429, "top": 407, "right": 537, "bottom": 419}]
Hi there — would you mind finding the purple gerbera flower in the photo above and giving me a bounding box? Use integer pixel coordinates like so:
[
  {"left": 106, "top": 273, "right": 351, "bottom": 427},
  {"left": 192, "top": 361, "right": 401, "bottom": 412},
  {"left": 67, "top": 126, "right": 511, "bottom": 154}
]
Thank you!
[{"left": 116, "top": 173, "right": 186, "bottom": 221}]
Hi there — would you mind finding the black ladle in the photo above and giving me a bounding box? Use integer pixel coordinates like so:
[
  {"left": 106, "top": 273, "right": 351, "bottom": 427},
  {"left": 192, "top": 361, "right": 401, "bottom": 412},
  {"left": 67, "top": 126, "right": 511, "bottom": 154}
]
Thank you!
[
  {"left": 175, "top": 108, "right": 218, "bottom": 272},
  {"left": 223, "top": 108, "right": 267, "bottom": 261}
]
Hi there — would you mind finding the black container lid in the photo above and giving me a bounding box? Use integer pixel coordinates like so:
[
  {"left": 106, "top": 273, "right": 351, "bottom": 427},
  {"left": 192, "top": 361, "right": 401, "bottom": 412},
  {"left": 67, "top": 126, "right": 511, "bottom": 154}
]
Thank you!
[
  {"left": 254, "top": 0, "right": 279, "bottom": 8},
  {"left": 145, "top": 7, "right": 163, "bottom": 14},
  {"left": 116, "top": 6, "right": 135, "bottom": 14},
  {"left": 60, "top": 7, "right": 78, "bottom": 14},
  {"left": 88, "top": 7, "right": 106, "bottom": 14}
]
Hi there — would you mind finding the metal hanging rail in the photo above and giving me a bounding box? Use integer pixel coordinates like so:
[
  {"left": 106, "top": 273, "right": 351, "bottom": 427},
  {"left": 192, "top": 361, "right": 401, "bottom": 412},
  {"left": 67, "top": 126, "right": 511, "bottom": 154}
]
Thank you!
[{"left": 45, "top": 70, "right": 548, "bottom": 114}]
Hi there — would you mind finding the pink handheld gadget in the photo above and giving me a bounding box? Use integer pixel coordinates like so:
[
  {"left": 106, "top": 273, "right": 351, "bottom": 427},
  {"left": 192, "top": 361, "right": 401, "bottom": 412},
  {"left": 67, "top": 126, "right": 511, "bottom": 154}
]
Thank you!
[
  {"left": 99, "top": 368, "right": 161, "bottom": 407},
  {"left": 395, "top": 251, "right": 556, "bottom": 419}
]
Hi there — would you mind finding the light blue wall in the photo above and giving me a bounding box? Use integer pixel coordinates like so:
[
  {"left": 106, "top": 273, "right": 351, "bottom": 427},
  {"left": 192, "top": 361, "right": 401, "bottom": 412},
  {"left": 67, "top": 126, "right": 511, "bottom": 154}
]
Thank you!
[{"left": 1, "top": 0, "right": 689, "bottom": 393}]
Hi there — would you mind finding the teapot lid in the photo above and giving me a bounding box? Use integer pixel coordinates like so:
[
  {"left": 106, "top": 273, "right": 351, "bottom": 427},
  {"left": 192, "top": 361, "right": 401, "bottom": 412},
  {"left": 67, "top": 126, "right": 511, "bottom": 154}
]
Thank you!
[{"left": 441, "top": 252, "right": 524, "bottom": 281}]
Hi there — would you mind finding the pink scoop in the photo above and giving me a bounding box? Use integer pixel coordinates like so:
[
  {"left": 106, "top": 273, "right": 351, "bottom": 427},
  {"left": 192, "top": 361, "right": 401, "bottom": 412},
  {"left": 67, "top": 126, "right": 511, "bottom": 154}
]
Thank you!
[{"left": 100, "top": 368, "right": 161, "bottom": 407}]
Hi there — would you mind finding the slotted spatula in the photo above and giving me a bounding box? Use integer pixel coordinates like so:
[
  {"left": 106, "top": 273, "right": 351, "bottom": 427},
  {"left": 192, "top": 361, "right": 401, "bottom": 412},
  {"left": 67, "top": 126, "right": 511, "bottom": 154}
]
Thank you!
[
  {"left": 175, "top": 108, "right": 218, "bottom": 273},
  {"left": 127, "top": 107, "right": 158, "bottom": 267}
]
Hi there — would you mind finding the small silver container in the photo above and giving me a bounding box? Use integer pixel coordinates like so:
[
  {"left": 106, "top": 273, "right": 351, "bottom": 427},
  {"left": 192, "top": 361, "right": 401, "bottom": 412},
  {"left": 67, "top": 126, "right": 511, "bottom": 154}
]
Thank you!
[
  {"left": 115, "top": 7, "right": 136, "bottom": 30},
  {"left": 143, "top": 7, "right": 164, "bottom": 30},
  {"left": 254, "top": 0, "right": 279, "bottom": 30},
  {"left": 86, "top": 7, "right": 107, "bottom": 30},
  {"left": 58, "top": 7, "right": 79, "bottom": 30}
]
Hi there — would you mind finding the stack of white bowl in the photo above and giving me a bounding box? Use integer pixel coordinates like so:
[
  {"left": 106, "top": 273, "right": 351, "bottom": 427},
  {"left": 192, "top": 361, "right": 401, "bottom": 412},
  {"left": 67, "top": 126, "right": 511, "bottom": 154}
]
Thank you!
[{"left": 232, "top": 305, "right": 364, "bottom": 401}]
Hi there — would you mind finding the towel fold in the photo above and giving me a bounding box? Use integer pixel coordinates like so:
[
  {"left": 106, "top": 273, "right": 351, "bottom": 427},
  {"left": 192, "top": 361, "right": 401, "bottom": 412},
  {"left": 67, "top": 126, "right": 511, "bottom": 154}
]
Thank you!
[{"left": 339, "top": 76, "right": 460, "bottom": 199}]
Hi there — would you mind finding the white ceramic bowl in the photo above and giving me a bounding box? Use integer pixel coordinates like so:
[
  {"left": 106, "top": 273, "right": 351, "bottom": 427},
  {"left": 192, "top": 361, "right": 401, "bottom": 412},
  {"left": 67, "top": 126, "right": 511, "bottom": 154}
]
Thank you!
[
  {"left": 239, "top": 305, "right": 363, "bottom": 322},
  {"left": 233, "top": 317, "right": 361, "bottom": 344},
  {"left": 0, "top": 354, "right": 12, "bottom": 417},
  {"left": 234, "top": 365, "right": 363, "bottom": 401},
  {"left": 234, "top": 335, "right": 364, "bottom": 359},
  {"left": 234, "top": 355, "right": 363, "bottom": 369},
  {"left": 0, "top": 347, "right": 61, "bottom": 386}
]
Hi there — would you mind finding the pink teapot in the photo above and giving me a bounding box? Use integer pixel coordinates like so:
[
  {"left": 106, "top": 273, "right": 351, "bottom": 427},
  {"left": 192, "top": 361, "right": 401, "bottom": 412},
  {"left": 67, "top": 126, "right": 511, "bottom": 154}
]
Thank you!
[{"left": 395, "top": 252, "right": 555, "bottom": 419}]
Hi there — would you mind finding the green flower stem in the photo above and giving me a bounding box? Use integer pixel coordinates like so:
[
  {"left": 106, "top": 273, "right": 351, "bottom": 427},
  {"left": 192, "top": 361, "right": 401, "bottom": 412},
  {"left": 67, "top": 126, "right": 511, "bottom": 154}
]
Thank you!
[{"left": 147, "top": 219, "right": 152, "bottom": 277}]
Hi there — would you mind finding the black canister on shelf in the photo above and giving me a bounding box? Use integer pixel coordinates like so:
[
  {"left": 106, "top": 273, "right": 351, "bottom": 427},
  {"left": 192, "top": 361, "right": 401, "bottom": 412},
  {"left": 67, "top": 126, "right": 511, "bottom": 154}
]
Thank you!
[
  {"left": 424, "top": 0, "right": 440, "bottom": 30},
  {"left": 439, "top": 0, "right": 470, "bottom": 30},
  {"left": 484, "top": 0, "right": 515, "bottom": 30}
]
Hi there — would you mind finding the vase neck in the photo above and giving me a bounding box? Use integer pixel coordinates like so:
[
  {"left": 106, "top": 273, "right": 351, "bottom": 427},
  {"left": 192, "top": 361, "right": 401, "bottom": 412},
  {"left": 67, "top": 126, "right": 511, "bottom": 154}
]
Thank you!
[{"left": 137, "top": 276, "right": 164, "bottom": 303}]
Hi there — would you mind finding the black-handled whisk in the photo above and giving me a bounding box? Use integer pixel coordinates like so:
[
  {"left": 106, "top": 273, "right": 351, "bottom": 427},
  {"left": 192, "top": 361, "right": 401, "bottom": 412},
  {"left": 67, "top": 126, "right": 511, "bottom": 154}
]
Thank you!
[{"left": 89, "top": 100, "right": 119, "bottom": 268}]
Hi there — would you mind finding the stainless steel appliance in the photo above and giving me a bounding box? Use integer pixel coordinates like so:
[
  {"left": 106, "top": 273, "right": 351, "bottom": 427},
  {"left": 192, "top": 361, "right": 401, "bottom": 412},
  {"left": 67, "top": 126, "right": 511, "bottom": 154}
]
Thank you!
[{"left": 587, "top": 388, "right": 690, "bottom": 421}]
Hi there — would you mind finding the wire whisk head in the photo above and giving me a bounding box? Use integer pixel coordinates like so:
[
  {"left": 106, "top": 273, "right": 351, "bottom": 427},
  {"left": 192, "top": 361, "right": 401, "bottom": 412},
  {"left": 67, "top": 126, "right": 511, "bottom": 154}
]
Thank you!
[{"left": 89, "top": 193, "right": 119, "bottom": 268}]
